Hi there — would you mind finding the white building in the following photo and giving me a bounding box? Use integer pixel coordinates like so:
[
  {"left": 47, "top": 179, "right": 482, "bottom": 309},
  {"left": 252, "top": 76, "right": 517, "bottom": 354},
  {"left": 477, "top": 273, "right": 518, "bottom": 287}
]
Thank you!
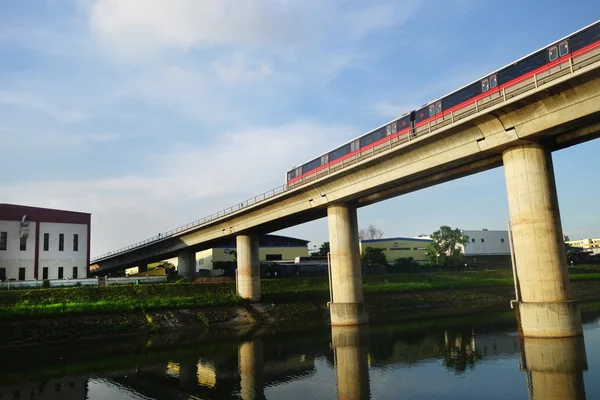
[
  {"left": 0, "top": 204, "right": 90, "bottom": 281},
  {"left": 460, "top": 229, "right": 510, "bottom": 256}
]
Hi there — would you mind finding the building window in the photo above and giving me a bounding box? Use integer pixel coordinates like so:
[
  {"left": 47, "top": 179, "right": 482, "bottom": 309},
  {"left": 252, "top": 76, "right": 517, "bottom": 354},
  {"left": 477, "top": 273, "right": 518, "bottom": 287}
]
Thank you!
[
  {"left": 20, "top": 237, "right": 27, "bottom": 251},
  {"left": 0, "top": 232, "right": 7, "bottom": 251},
  {"left": 472, "top": 238, "right": 475, "bottom": 243},
  {"left": 42, "top": 268, "right": 48, "bottom": 280},
  {"left": 198, "top": 258, "right": 204, "bottom": 265},
  {"left": 481, "top": 238, "right": 485, "bottom": 243},
  {"left": 501, "top": 238, "right": 505, "bottom": 243},
  {"left": 266, "top": 254, "right": 283, "bottom": 261},
  {"left": 43, "top": 233, "right": 49, "bottom": 251},
  {"left": 0, "top": 268, "right": 6, "bottom": 281},
  {"left": 72, "top": 267, "right": 78, "bottom": 279},
  {"left": 59, "top": 234, "right": 64, "bottom": 251},
  {"left": 58, "top": 267, "right": 64, "bottom": 279},
  {"left": 73, "top": 234, "right": 79, "bottom": 252},
  {"left": 18, "top": 268, "right": 25, "bottom": 281}
]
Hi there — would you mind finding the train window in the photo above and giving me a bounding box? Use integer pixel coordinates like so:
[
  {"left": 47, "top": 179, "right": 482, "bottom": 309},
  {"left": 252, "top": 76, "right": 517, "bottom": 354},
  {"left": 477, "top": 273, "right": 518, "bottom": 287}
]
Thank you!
[
  {"left": 490, "top": 74, "right": 497, "bottom": 88},
  {"left": 429, "top": 104, "right": 435, "bottom": 116},
  {"left": 391, "top": 122, "right": 397, "bottom": 133},
  {"left": 548, "top": 46, "right": 558, "bottom": 61},
  {"left": 559, "top": 41, "right": 569, "bottom": 57},
  {"left": 435, "top": 101, "right": 442, "bottom": 114},
  {"left": 386, "top": 124, "right": 392, "bottom": 136},
  {"left": 321, "top": 154, "right": 328, "bottom": 164},
  {"left": 481, "top": 78, "right": 489, "bottom": 92}
]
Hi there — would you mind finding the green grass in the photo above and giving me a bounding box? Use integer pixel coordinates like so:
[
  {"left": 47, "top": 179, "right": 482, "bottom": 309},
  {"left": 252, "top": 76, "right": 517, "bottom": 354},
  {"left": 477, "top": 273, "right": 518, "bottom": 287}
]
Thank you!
[{"left": 2, "top": 267, "right": 600, "bottom": 318}]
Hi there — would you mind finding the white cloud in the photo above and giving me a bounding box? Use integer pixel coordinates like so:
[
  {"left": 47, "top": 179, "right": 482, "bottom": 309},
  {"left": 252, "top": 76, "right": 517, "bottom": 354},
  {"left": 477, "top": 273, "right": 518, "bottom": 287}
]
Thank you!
[
  {"left": 212, "top": 54, "right": 274, "bottom": 83},
  {"left": 0, "top": 121, "right": 354, "bottom": 256},
  {"left": 0, "top": 90, "right": 87, "bottom": 123}
]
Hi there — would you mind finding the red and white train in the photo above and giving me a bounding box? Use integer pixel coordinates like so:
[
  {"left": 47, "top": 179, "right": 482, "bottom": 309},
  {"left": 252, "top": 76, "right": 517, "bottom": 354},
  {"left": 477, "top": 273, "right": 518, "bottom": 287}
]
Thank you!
[{"left": 286, "top": 20, "right": 600, "bottom": 187}]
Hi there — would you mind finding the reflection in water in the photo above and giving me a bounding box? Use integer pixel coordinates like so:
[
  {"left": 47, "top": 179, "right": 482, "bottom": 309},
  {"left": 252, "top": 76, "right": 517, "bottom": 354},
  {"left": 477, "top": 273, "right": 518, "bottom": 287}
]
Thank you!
[
  {"left": 239, "top": 338, "right": 265, "bottom": 400},
  {"left": 331, "top": 325, "right": 371, "bottom": 400},
  {"left": 4, "top": 310, "right": 600, "bottom": 399},
  {"left": 521, "top": 336, "right": 588, "bottom": 400}
]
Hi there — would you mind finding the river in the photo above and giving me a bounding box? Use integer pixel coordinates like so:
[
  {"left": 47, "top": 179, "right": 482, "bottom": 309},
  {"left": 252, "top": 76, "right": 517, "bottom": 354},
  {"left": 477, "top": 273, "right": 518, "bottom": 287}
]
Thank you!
[{"left": 2, "top": 309, "right": 599, "bottom": 399}]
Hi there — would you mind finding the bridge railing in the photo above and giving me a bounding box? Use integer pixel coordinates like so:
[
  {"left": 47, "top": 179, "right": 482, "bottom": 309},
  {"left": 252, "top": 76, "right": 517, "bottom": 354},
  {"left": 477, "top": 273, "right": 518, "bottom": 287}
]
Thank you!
[
  {"left": 91, "top": 44, "right": 600, "bottom": 263},
  {"left": 91, "top": 184, "right": 287, "bottom": 262}
]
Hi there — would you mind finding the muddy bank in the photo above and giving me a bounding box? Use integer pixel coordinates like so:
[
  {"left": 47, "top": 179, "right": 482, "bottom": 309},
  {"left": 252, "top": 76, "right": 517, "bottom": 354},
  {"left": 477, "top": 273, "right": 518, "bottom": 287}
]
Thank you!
[{"left": 1, "top": 281, "right": 599, "bottom": 348}]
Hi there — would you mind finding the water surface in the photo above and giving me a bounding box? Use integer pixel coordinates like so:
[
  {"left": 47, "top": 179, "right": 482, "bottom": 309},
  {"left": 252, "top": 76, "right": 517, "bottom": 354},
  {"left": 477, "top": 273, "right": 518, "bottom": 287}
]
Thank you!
[{"left": 2, "top": 310, "right": 599, "bottom": 399}]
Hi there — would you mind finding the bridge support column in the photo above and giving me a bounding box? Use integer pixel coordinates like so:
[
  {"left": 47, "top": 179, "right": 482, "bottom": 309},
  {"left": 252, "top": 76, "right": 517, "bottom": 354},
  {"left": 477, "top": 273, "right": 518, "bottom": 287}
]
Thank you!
[
  {"left": 521, "top": 337, "right": 587, "bottom": 399},
  {"left": 177, "top": 249, "right": 196, "bottom": 279},
  {"left": 328, "top": 204, "right": 368, "bottom": 326},
  {"left": 138, "top": 263, "right": 148, "bottom": 273},
  {"left": 236, "top": 235, "right": 261, "bottom": 302},
  {"left": 332, "top": 325, "right": 371, "bottom": 400},
  {"left": 503, "top": 143, "right": 582, "bottom": 337},
  {"left": 238, "top": 338, "right": 264, "bottom": 400}
]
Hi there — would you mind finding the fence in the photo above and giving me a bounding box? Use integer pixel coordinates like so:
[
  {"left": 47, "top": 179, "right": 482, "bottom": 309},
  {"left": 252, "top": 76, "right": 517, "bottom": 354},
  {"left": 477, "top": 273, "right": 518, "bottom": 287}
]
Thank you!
[{"left": 0, "top": 275, "right": 167, "bottom": 289}]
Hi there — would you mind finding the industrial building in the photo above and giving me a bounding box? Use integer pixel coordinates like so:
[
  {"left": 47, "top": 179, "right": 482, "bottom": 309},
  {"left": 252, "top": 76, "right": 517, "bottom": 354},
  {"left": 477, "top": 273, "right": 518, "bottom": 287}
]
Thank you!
[
  {"left": 566, "top": 237, "right": 600, "bottom": 250},
  {"left": 0, "top": 203, "right": 91, "bottom": 281},
  {"left": 127, "top": 234, "right": 310, "bottom": 275},
  {"left": 459, "top": 229, "right": 511, "bottom": 269},
  {"left": 359, "top": 237, "right": 432, "bottom": 264}
]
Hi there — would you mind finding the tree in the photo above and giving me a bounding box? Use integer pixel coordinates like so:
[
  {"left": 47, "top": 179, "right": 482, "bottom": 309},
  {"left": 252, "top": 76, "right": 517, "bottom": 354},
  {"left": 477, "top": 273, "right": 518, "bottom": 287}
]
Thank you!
[
  {"left": 312, "top": 242, "right": 330, "bottom": 258},
  {"left": 428, "top": 226, "right": 469, "bottom": 269},
  {"left": 359, "top": 225, "right": 384, "bottom": 240},
  {"left": 361, "top": 247, "right": 388, "bottom": 267}
]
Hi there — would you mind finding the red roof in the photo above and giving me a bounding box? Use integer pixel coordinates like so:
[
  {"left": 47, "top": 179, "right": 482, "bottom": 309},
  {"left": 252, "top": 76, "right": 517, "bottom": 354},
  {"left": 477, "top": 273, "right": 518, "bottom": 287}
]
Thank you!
[{"left": 0, "top": 203, "right": 90, "bottom": 225}]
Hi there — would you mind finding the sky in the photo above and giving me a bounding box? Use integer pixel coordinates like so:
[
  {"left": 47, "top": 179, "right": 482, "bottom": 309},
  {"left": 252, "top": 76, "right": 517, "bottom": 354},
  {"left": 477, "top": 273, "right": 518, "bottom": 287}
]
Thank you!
[{"left": 1, "top": 0, "right": 599, "bottom": 257}]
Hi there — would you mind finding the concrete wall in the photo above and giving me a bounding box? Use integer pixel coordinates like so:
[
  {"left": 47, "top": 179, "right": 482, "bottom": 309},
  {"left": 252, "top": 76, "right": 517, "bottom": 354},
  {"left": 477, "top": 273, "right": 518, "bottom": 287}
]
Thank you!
[
  {"left": 359, "top": 237, "right": 432, "bottom": 263},
  {"left": 0, "top": 220, "right": 36, "bottom": 280},
  {"left": 38, "top": 222, "right": 88, "bottom": 280},
  {"left": 460, "top": 229, "right": 510, "bottom": 256},
  {"left": 0, "top": 220, "right": 88, "bottom": 281}
]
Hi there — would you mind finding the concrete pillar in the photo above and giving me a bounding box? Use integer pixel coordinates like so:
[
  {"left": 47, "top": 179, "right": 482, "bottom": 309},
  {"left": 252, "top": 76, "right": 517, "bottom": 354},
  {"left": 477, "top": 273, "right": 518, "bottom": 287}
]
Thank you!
[
  {"left": 178, "top": 249, "right": 196, "bottom": 279},
  {"left": 328, "top": 204, "right": 368, "bottom": 326},
  {"left": 236, "top": 235, "right": 261, "bottom": 302},
  {"left": 331, "top": 326, "right": 371, "bottom": 400},
  {"left": 238, "top": 338, "right": 264, "bottom": 400},
  {"left": 503, "top": 143, "right": 582, "bottom": 337},
  {"left": 138, "top": 263, "right": 148, "bottom": 273},
  {"left": 521, "top": 336, "right": 587, "bottom": 400}
]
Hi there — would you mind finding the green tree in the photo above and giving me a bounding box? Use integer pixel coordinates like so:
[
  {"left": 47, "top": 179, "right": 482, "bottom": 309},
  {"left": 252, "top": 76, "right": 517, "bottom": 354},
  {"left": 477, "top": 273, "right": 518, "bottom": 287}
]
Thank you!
[
  {"left": 312, "top": 242, "right": 330, "bottom": 258},
  {"left": 361, "top": 247, "right": 388, "bottom": 267},
  {"left": 428, "top": 226, "right": 469, "bottom": 269},
  {"left": 390, "top": 257, "right": 419, "bottom": 273}
]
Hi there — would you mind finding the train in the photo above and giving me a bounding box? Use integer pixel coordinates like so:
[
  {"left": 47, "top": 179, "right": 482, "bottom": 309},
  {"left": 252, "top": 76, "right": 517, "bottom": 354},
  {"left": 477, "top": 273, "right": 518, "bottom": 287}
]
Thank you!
[{"left": 286, "top": 20, "right": 600, "bottom": 187}]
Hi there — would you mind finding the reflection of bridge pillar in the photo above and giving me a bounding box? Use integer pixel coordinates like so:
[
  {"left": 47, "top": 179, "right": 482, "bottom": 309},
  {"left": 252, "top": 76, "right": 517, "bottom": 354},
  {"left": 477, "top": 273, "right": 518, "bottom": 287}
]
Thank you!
[
  {"left": 521, "top": 336, "right": 587, "bottom": 400},
  {"left": 238, "top": 338, "right": 264, "bottom": 400},
  {"left": 178, "top": 249, "right": 196, "bottom": 279},
  {"left": 179, "top": 358, "right": 199, "bottom": 391},
  {"left": 503, "top": 143, "right": 582, "bottom": 337},
  {"left": 328, "top": 204, "right": 368, "bottom": 326},
  {"left": 331, "top": 325, "right": 371, "bottom": 400},
  {"left": 236, "top": 235, "right": 261, "bottom": 302}
]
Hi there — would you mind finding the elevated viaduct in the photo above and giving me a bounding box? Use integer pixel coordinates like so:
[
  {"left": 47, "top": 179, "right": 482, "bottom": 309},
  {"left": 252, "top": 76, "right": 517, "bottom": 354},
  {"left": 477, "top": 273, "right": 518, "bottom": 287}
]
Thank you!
[{"left": 91, "top": 41, "right": 600, "bottom": 338}]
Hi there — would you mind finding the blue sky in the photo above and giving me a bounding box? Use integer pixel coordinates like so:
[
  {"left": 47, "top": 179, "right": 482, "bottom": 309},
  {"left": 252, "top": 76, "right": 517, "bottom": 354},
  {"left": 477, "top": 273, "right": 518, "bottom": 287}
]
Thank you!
[{"left": 1, "top": 0, "right": 599, "bottom": 256}]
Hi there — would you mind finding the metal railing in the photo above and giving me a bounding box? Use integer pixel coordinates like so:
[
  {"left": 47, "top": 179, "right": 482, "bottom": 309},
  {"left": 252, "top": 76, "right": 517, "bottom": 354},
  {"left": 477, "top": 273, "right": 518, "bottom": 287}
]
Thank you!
[{"left": 91, "top": 44, "right": 600, "bottom": 263}]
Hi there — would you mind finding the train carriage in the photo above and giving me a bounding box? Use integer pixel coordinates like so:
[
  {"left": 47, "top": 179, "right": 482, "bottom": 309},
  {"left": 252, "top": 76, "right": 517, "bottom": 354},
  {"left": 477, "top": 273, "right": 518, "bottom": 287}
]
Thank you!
[{"left": 286, "top": 20, "right": 600, "bottom": 188}]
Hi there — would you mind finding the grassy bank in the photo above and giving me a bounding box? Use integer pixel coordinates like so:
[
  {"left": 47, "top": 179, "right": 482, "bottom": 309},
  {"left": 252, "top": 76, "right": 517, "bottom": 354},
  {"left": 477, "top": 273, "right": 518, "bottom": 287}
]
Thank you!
[{"left": 2, "top": 268, "right": 600, "bottom": 318}]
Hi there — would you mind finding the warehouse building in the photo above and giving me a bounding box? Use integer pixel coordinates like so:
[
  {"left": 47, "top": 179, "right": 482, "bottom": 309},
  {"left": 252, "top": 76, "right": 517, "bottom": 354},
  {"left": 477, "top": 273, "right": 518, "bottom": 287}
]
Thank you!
[
  {"left": 0, "top": 203, "right": 90, "bottom": 281},
  {"left": 127, "top": 234, "right": 310, "bottom": 275},
  {"left": 359, "top": 237, "right": 432, "bottom": 264},
  {"left": 459, "top": 229, "right": 511, "bottom": 269}
]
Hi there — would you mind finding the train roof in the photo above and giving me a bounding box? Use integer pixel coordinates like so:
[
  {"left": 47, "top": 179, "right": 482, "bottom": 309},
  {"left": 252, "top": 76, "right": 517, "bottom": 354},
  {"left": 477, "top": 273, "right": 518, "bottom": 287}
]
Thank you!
[
  {"left": 288, "top": 19, "right": 600, "bottom": 172},
  {"left": 288, "top": 111, "right": 412, "bottom": 170}
]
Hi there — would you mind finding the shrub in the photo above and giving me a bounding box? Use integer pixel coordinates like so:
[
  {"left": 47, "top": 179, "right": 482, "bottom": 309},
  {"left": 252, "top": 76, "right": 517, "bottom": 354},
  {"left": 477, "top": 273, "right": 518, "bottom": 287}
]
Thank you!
[{"left": 42, "top": 280, "right": 51, "bottom": 289}]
